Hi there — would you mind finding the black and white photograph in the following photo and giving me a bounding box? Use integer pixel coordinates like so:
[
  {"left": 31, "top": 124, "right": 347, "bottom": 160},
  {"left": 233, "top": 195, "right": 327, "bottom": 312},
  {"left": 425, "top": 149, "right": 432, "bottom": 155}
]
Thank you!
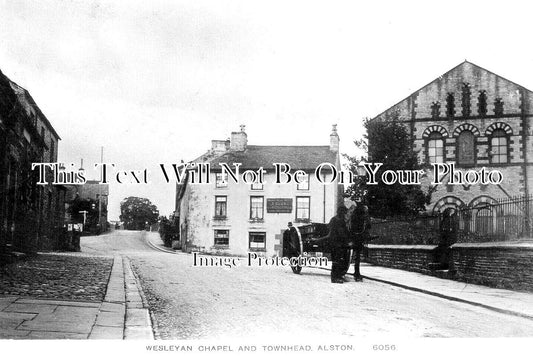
[{"left": 1, "top": 0, "right": 533, "bottom": 355}]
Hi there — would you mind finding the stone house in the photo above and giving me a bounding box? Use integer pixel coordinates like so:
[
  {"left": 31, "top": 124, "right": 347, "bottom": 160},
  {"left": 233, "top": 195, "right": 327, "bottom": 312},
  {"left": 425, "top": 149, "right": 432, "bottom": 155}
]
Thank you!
[
  {"left": 176, "top": 126, "right": 343, "bottom": 256},
  {"left": 0, "top": 69, "right": 66, "bottom": 257}
]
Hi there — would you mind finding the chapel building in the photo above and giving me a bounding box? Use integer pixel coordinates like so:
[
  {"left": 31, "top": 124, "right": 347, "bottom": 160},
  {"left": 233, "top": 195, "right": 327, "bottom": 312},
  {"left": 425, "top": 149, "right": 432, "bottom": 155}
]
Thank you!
[{"left": 373, "top": 61, "right": 533, "bottom": 213}]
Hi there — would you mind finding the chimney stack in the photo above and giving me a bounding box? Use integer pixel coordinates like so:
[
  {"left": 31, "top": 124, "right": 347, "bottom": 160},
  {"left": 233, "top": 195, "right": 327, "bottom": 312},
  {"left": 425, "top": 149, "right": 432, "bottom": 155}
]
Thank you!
[
  {"left": 330, "top": 124, "right": 339, "bottom": 152},
  {"left": 230, "top": 124, "right": 247, "bottom": 151}
]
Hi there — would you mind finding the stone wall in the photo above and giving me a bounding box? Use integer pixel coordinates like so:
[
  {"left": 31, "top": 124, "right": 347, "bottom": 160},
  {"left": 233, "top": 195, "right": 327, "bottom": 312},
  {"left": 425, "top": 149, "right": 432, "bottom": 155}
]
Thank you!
[
  {"left": 364, "top": 243, "right": 533, "bottom": 292},
  {"left": 450, "top": 243, "right": 533, "bottom": 292},
  {"left": 364, "top": 245, "right": 436, "bottom": 274}
]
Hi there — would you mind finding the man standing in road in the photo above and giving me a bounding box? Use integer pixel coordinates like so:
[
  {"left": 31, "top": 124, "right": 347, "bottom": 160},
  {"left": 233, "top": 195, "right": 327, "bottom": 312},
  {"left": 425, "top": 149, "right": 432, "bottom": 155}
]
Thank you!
[
  {"left": 328, "top": 205, "right": 350, "bottom": 284},
  {"left": 349, "top": 203, "right": 371, "bottom": 281},
  {"left": 283, "top": 222, "right": 303, "bottom": 274}
]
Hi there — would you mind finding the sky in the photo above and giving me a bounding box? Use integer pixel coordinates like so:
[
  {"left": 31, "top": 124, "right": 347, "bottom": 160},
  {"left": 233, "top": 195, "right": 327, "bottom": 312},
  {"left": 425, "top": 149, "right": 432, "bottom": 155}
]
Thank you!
[{"left": 2, "top": 0, "right": 533, "bottom": 220}]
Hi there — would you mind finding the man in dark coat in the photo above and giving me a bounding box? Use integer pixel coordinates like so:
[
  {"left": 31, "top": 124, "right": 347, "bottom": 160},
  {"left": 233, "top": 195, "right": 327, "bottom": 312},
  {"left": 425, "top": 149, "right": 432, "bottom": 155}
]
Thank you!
[
  {"left": 349, "top": 204, "right": 371, "bottom": 281},
  {"left": 283, "top": 222, "right": 302, "bottom": 273},
  {"left": 283, "top": 222, "right": 300, "bottom": 256},
  {"left": 328, "top": 205, "right": 350, "bottom": 283},
  {"left": 434, "top": 209, "right": 458, "bottom": 268}
]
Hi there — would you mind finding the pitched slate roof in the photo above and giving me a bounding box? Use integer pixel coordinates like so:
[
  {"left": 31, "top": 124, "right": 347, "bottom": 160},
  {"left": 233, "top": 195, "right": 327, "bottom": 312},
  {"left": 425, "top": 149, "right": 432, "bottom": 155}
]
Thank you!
[
  {"left": 8, "top": 79, "right": 61, "bottom": 140},
  {"left": 0, "top": 70, "right": 61, "bottom": 140},
  {"left": 207, "top": 145, "right": 338, "bottom": 171}
]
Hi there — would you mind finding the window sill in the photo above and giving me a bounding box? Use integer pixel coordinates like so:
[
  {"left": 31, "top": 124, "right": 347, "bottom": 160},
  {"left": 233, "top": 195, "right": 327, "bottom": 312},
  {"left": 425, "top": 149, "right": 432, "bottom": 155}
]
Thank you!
[
  {"left": 486, "top": 162, "right": 510, "bottom": 166},
  {"left": 249, "top": 248, "right": 266, "bottom": 252},
  {"left": 213, "top": 216, "right": 227, "bottom": 221},
  {"left": 295, "top": 218, "right": 310, "bottom": 223},
  {"left": 249, "top": 219, "right": 264, "bottom": 223},
  {"left": 213, "top": 245, "right": 229, "bottom": 249}
]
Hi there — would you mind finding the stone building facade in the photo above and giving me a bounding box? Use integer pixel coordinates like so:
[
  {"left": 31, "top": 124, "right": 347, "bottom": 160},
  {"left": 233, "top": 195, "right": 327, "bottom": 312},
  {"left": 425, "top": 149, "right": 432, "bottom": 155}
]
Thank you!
[
  {"left": 0, "top": 69, "right": 66, "bottom": 257},
  {"left": 373, "top": 61, "right": 533, "bottom": 214},
  {"left": 176, "top": 126, "right": 343, "bottom": 256}
]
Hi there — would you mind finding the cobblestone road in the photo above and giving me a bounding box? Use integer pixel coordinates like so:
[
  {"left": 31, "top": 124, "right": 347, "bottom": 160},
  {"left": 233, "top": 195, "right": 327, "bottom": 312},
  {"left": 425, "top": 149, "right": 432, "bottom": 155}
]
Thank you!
[
  {"left": 0, "top": 254, "right": 112, "bottom": 302},
  {"left": 83, "top": 230, "right": 533, "bottom": 339}
]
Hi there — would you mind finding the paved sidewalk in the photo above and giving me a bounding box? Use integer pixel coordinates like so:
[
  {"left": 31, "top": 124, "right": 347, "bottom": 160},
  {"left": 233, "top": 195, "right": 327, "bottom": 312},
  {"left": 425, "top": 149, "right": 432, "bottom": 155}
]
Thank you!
[
  {"left": 355, "top": 263, "right": 533, "bottom": 320},
  {"left": 0, "top": 255, "right": 154, "bottom": 339}
]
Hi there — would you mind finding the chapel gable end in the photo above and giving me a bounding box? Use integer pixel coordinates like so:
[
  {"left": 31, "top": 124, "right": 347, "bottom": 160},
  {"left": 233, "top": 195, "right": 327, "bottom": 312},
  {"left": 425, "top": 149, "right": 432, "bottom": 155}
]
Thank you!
[{"left": 411, "top": 62, "right": 531, "bottom": 120}]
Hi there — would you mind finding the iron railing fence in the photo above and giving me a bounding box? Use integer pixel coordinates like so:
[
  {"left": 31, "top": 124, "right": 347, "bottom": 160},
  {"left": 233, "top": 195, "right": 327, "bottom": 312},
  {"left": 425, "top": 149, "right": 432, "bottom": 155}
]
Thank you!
[{"left": 370, "top": 194, "right": 533, "bottom": 244}]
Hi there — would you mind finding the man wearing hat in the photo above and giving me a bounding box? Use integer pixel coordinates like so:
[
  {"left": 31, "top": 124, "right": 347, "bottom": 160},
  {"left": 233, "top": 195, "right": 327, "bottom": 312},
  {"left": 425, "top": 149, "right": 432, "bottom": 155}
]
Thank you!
[
  {"left": 328, "top": 204, "right": 350, "bottom": 283},
  {"left": 349, "top": 203, "right": 371, "bottom": 281},
  {"left": 283, "top": 222, "right": 302, "bottom": 273}
]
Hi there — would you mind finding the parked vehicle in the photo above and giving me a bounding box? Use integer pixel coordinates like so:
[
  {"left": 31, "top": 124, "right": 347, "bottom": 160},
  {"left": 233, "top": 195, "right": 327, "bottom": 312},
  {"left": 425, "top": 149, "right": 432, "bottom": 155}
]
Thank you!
[{"left": 282, "top": 222, "right": 350, "bottom": 274}]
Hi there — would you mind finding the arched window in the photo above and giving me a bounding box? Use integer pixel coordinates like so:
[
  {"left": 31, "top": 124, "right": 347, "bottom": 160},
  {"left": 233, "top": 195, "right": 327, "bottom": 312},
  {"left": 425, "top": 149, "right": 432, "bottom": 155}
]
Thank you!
[
  {"left": 457, "top": 130, "right": 475, "bottom": 165},
  {"left": 490, "top": 129, "right": 508, "bottom": 163},
  {"left": 427, "top": 132, "right": 444, "bottom": 163}
]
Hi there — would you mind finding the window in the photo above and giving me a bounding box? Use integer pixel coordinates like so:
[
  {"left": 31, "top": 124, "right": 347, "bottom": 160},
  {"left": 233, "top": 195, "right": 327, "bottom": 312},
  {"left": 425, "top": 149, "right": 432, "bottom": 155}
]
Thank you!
[
  {"left": 478, "top": 91, "right": 487, "bottom": 116},
  {"left": 446, "top": 93, "right": 455, "bottom": 118},
  {"left": 214, "top": 230, "right": 229, "bottom": 246},
  {"left": 494, "top": 98, "right": 504, "bottom": 116},
  {"left": 50, "top": 140, "right": 55, "bottom": 161},
  {"left": 296, "top": 196, "right": 310, "bottom": 221},
  {"left": 215, "top": 172, "right": 228, "bottom": 188},
  {"left": 297, "top": 175, "right": 309, "bottom": 190},
  {"left": 490, "top": 129, "right": 508, "bottom": 164},
  {"left": 461, "top": 83, "right": 471, "bottom": 117},
  {"left": 249, "top": 232, "right": 266, "bottom": 250},
  {"left": 251, "top": 182, "right": 263, "bottom": 190},
  {"left": 250, "top": 196, "right": 264, "bottom": 220},
  {"left": 427, "top": 132, "right": 444, "bottom": 164},
  {"left": 457, "top": 130, "right": 475, "bottom": 165},
  {"left": 214, "top": 196, "right": 227, "bottom": 218},
  {"left": 430, "top": 102, "right": 441, "bottom": 119}
]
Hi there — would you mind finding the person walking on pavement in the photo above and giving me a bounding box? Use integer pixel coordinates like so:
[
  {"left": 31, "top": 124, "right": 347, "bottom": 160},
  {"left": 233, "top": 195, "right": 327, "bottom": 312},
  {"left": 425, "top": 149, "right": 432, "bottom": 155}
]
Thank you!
[
  {"left": 328, "top": 205, "right": 350, "bottom": 284},
  {"left": 349, "top": 203, "right": 371, "bottom": 281}
]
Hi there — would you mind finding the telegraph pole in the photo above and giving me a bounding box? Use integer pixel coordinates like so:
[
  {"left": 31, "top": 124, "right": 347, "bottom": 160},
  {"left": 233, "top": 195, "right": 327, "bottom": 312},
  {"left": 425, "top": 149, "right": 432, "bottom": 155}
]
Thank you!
[{"left": 98, "top": 147, "right": 104, "bottom": 232}]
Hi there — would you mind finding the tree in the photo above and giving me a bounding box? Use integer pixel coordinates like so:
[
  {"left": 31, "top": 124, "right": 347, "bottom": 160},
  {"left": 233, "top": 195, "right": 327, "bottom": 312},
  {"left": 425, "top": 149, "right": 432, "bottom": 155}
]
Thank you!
[
  {"left": 119, "top": 196, "right": 159, "bottom": 230},
  {"left": 158, "top": 215, "right": 179, "bottom": 248},
  {"left": 345, "top": 114, "right": 432, "bottom": 218}
]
